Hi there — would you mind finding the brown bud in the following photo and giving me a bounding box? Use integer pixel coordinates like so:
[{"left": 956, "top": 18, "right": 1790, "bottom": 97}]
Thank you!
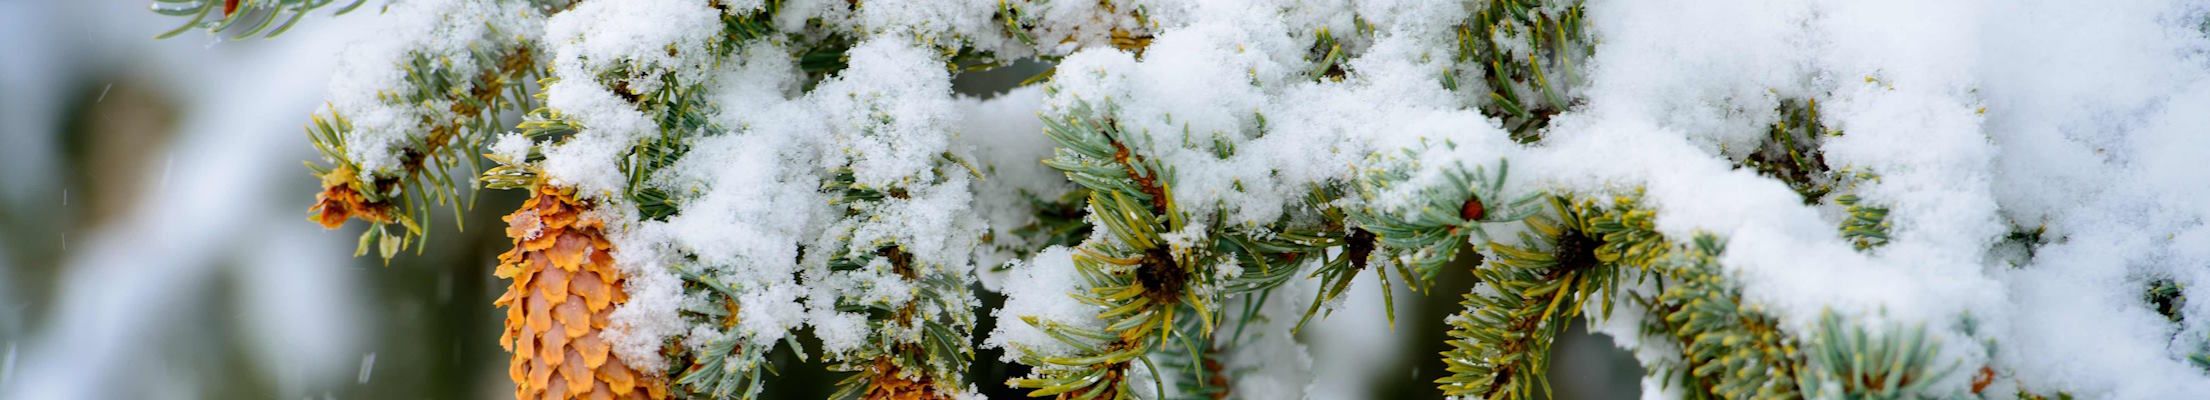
[{"left": 1460, "top": 194, "right": 1486, "bottom": 221}]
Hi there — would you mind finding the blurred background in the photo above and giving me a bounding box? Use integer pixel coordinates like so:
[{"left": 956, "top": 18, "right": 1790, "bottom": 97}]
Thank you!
[{"left": 0, "top": 1, "right": 1640, "bottom": 398}]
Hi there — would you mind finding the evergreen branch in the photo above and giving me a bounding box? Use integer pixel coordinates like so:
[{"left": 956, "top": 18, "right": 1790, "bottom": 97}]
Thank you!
[
  {"left": 1039, "top": 99, "right": 1170, "bottom": 215},
  {"left": 1154, "top": 316, "right": 1234, "bottom": 400},
  {"left": 1221, "top": 227, "right": 1330, "bottom": 295},
  {"left": 808, "top": 92, "right": 986, "bottom": 396},
  {"left": 1836, "top": 193, "right": 1891, "bottom": 251},
  {"left": 1353, "top": 158, "right": 1539, "bottom": 285},
  {"left": 1798, "top": 310, "right": 1955, "bottom": 400},
  {"left": 1819, "top": 162, "right": 1889, "bottom": 252},
  {"left": 812, "top": 240, "right": 980, "bottom": 398},
  {"left": 668, "top": 264, "right": 778, "bottom": 400},
  {"left": 1452, "top": 0, "right": 1591, "bottom": 142},
  {"left": 994, "top": 0, "right": 1156, "bottom": 57},
  {"left": 1013, "top": 96, "right": 1235, "bottom": 399},
  {"left": 1741, "top": 99, "right": 1836, "bottom": 204},
  {"left": 151, "top": 0, "right": 362, "bottom": 40},
  {"left": 1308, "top": 28, "right": 1347, "bottom": 82},
  {"left": 2146, "top": 279, "right": 2184, "bottom": 322},
  {"left": 309, "top": 41, "right": 542, "bottom": 260},
  {"left": 1327, "top": 158, "right": 1537, "bottom": 330},
  {"left": 1647, "top": 234, "right": 1806, "bottom": 400},
  {"left": 1437, "top": 194, "right": 1630, "bottom": 399}
]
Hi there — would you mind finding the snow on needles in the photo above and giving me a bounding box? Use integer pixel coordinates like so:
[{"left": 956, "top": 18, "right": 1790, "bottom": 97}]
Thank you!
[
  {"left": 325, "top": 0, "right": 542, "bottom": 175},
  {"left": 324, "top": 0, "right": 2210, "bottom": 396},
  {"left": 540, "top": 0, "right": 722, "bottom": 196},
  {"left": 1545, "top": 0, "right": 2210, "bottom": 397},
  {"left": 985, "top": 247, "right": 1097, "bottom": 362}
]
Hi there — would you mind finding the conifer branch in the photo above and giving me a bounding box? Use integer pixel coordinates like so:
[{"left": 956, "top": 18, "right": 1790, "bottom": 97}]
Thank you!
[
  {"left": 1014, "top": 96, "right": 1228, "bottom": 399},
  {"left": 1330, "top": 158, "right": 1539, "bottom": 330},
  {"left": 151, "top": 0, "right": 365, "bottom": 39},
  {"left": 1742, "top": 99, "right": 1837, "bottom": 204},
  {"left": 307, "top": 32, "right": 542, "bottom": 261},
  {"left": 1798, "top": 310, "right": 1955, "bottom": 399},
  {"left": 819, "top": 171, "right": 982, "bottom": 398},
  {"left": 1452, "top": 0, "right": 1592, "bottom": 142},
  {"left": 667, "top": 264, "right": 778, "bottom": 400},
  {"left": 1437, "top": 194, "right": 1637, "bottom": 399},
  {"left": 1645, "top": 235, "right": 1807, "bottom": 400},
  {"left": 1836, "top": 192, "right": 1892, "bottom": 251}
]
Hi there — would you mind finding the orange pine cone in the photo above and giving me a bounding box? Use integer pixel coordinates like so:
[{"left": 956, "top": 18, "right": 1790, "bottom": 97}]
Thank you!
[
  {"left": 307, "top": 165, "right": 394, "bottom": 229},
  {"left": 494, "top": 185, "right": 669, "bottom": 400},
  {"left": 863, "top": 357, "right": 953, "bottom": 400}
]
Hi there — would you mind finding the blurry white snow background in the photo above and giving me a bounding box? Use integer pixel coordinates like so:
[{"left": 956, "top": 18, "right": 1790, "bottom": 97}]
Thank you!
[{"left": 0, "top": 0, "right": 371, "bottom": 398}]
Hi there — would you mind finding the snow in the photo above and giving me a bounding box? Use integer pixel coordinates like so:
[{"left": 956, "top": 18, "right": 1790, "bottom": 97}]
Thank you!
[
  {"left": 657, "top": 126, "right": 822, "bottom": 279},
  {"left": 955, "top": 86, "right": 1077, "bottom": 277},
  {"left": 799, "top": 36, "right": 991, "bottom": 361},
  {"left": 846, "top": 175, "right": 983, "bottom": 269},
  {"left": 538, "top": 0, "right": 722, "bottom": 196},
  {"left": 600, "top": 220, "right": 692, "bottom": 371},
  {"left": 1262, "top": 31, "right": 1521, "bottom": 217},
  {"left": 543, "top": 0, "right": 723, "bottom": 99},
  {"left": 849, "top": 0, "right": 1000, "bottom": 49},
  {"left": 1042, "top": 19, "right": 1304, "bottom": 226},
  {"left": 355, "top": 353, "right": 375, "bottom": 384},
  {"left": 984, "top": 247, "right": 1098, "bottom": 362},
  {"left": 1349, "top": 0, "right": 1466, "bottom": 37},
  {"left": 810, "top": 38, "right": 962, "bottom": 192},
  {"left": 1572, "top": 0, "right": 1811, "bottom": 156},
  {"left": 535, "top": 81, "right": 646, "bottom": 197},
  {"left": 995, "top": 0, "right": 1153, "bottom": 56},
  {"left": 615, "top": 44, "right": 834, "bottom": 357},
  {"left": 1976, "top": 1, "right": 2210, "bottom": 393},
  {"left": 488, "top": 132, "right": 532, "bottom": 163}
]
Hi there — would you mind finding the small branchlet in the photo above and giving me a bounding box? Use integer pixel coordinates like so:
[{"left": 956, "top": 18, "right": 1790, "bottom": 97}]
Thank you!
[
  {"left": 1836, "top": 193, "right": 1892, "bottom": 251},
  {"left": 1154, "top": 314, "right": 1241, "bottom": 400},
  {"left": 1742, "top": 99, "right": 1836, "bottom": 204},
  {"left": 1013, "top": 97, "right": 1224, "bottom": 399},
  {"left": 150, "top": 0, "right": 366, "bottom": 40},
  {"left": 818, "top": 165, "right": 982, "bottom": 398},
  {"left": 1646, "top": 234, "right": 1806, "bottom": 400},
  {"left": 1308, "top": 28, "right": 1349, "bottom": 82},
  {"left": 994, "top": 0, "right": 1155, "bottom": 58},
  {"left": 667, "top": 264, "right": 780, "bottom": 400},
  {"left": 1450, "top": 0, "right": 1593, "bottom": 142},
  {"left": 2146, "top": 279, "right": 2185, "bottom": 323},
  {"left": 308, "top": 41, "right": 542, "bottom": 260},
  {"left": 1335, "top": 158, "right": 1540, "bottom": 330},
  {"left": 1436, "top": 194, "right": 1649, "bottom": 399},
  {"left": 1798, "top": 310, "right": 1956, "bottom": 400}
]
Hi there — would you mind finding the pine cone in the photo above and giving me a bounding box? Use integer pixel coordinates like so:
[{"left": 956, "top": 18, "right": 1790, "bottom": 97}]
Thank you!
[
  {"left": 307, "top": 165, "right": 393, "bottom": 229},
  {"left": 863, "top": 358, "right": 953, "bottom": 400},
  {"left": 494, "top": 185, "right": 669, "bottom": 400}
]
